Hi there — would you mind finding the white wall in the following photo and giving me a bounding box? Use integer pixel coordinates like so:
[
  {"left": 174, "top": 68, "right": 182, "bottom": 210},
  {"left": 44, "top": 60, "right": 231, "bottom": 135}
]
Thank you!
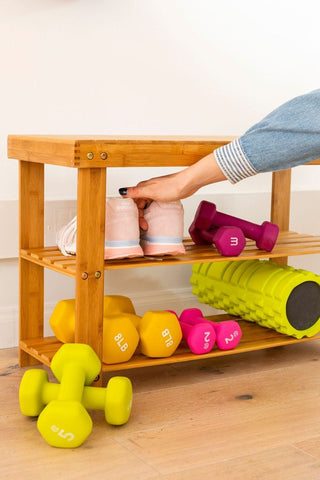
[{"left": 1, "top": 0, "right": 320, "bottom": 347}]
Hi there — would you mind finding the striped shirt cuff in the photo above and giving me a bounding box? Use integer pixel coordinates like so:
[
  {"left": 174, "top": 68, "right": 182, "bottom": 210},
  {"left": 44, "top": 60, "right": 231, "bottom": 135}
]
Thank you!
[{"left": 214, "top": 138, "right": 258, "bottom": 184}]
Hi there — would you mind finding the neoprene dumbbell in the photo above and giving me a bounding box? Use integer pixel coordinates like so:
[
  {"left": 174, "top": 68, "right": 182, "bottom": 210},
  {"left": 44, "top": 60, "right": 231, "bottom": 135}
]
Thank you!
[
  {"left": 19, "top": 369, "right": 132, "bottom": 426},
  {"left": 137, "top": 311, "right": 182, "bottom": 358},
  {"left": 198, "top": 225, "right": 246, "bottom": 256},
  {"left": 179, "top": 308, "right": 242, "bottom": 350},
  {"left": 34, "top": 344, "right": 100, "bottom": 447},
  {"left": 168, "top": 309, "right": 216, "bottom": 355},
  {"left": 50, "top": 296, "right": 140, "bottom": 364},
  {"left": 105, "top": 310, "right": 183, "bottom": 361},
  {"left": 103, "top": 313, "right": 140, "bottom": 364},
  {"left": 105, "top": 311, "right": 182, "bottom": 360},
  {"left": 179, "top": 319, "right": 216, "bottom": 354},
  {"left": 189, "top": 200, "right": 279, "bottom": 252},
  {"left": 33, "top": 344, "right": 130, "bottom": 448},
  {"left": 49, "top": 295, "right": 136, "bottom": 343}
]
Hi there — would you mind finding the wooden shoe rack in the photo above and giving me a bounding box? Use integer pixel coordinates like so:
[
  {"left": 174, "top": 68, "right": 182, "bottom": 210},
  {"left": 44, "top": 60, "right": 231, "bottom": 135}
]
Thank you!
[{"left": 8, "top": 135, "right": 320, "bottom": 378}]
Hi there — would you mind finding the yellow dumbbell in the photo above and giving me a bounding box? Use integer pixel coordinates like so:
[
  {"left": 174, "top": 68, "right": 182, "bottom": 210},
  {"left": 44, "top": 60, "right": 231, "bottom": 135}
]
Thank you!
[
  {"left": 49, "top": 295, "right": 136, "bottom": 343},
  {"left": 104, "top": 310, "right": 182, "bottom": 360},
  {"left": 21, "top": 344, "right": 133, "bottom": 448},
  {"left": 103, "top": 313, "right": 140, "bottom": 364},
  {"left": 137, "top": 311, "right": 182, "bottom": 358},
  {"left": 37, "top": 343, "right": 101, "bottom": 448},
  {"left": 19, "top": 369, "right": 132, "bottom": 427}
]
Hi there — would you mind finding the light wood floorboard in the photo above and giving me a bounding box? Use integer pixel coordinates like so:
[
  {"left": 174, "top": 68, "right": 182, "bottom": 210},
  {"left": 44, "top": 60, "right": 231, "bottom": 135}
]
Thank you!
[{"left": 1, "top": 343, "right": 320, "bottom": 479}]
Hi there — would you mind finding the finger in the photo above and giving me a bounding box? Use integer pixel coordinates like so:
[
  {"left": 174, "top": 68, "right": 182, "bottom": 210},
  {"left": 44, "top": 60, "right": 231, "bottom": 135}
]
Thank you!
[
  {"left": 119, "top": 185, "right": 147, "bottom": 199},
  {"left": 138, "top": 212, "right": 148, "bottom": 231},
  {"left": 136, "top": 198, "right": 151, "bottom": 210}
]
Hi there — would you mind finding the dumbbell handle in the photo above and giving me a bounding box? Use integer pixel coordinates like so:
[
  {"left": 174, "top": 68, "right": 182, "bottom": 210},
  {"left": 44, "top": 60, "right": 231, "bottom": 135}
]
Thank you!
[
  {"left": 42, "top": 382, "right": 106, "bottom": 410},
  {"left": 181, "top": 310, "right": 237, "bottom": 330},
  {"left": 58, "top": 364, "right": 86, "bottom": 403},
  {"left": 200, "top": 228, "right": 220, "bottom": 244},
  {"left": 183, "top": 316, "right": 219, "bottom": 327},
  {"left": 179, "top": 308, "right": 215, "bottom": 326},
  {"left": 214, "top": 210, "right": 262, "bottom": 238}
]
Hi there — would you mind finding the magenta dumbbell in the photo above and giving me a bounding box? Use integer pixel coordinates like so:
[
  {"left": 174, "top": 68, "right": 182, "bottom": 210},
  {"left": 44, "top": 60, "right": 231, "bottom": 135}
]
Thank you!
[
  {"left": 179, "top": 321, "right": 216, "bottom": 354},
  {"left": 167, "top": 310, "right": 216, "bottom": 354},
  {"left": 193, "top": 225, "right": 246, "bottom": 256},
  {"left": 180, "top": 308, "right": 242, "bottom": 351},
  {"left": 189, "top": 200, "right": 279, "bottom": 252}
]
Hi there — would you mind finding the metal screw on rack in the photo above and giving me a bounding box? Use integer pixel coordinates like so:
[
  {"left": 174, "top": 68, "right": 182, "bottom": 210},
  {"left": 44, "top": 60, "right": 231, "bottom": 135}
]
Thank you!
[
  {"left": 81, "top": 272, "right": 88, "bottom": 280},
  {"left": 86, "top": 152, "right": 94, "bottom": 160},
  {"left": 100, "top": 152, "right": 108, "bottom": 160},
  {"left": 95, "top": 271, "right": 101, "bottom": 279}
]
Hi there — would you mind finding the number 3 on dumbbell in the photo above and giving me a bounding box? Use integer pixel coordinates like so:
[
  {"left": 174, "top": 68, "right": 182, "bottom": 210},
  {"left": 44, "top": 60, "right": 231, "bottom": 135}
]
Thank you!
[
  {"left": 114, "top": 333, "right": 129, "bottom": 352},
  {"left": 162, "top": 328, "right": 174, "bottom": 348}
]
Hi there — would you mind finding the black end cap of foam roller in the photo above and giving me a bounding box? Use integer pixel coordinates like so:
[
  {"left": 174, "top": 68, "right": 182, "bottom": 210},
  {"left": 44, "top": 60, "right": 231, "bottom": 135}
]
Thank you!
[{"left": 286, "top": 281, "right": 320, "bottom": 331}]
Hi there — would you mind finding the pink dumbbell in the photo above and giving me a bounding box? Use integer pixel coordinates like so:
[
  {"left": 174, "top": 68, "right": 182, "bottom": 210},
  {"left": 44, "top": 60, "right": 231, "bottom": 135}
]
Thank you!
[
  {"left": 167, "top": 310, "right": 216, "bottom": 354},
  {"left": 179, "top": 320, "right": 216, "bottom": 354},
  {"left": 179, "top": 308, "right": 242, "bottom": 351},
  {"left": 189, "top": 200, "right": 279, "bottom": 252},
  {"left": 190, "top": 225, "right": 246, "bottom": 256}
]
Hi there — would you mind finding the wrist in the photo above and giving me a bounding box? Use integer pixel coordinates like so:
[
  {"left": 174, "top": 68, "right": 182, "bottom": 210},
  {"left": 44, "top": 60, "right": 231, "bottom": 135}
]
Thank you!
[{"left": 183, "top": 153, "right": 226, "bottom": 193}]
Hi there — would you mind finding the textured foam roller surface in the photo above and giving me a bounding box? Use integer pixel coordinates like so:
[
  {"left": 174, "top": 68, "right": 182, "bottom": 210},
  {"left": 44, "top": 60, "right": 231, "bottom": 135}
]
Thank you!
[{"left": 190, "top": 260, "right": 320, "bottom": 338}]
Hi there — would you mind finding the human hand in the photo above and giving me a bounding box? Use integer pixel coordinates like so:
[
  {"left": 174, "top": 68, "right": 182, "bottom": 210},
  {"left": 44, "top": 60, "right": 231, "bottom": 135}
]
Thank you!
[
  {"left": 119, "top": 170, "right": 195, "bottom": 230},
  {"left": 119, "top": 153, "right": 226, "bottom": 230}
]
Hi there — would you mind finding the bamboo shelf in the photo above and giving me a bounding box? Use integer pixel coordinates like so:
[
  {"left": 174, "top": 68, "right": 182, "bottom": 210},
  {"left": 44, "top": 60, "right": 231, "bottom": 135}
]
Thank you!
[
  {"left": 19, "top": 317, "right": 320, "bottom": 372},
  {"left": 20, "top": 231, "right": 320, "bottom": 277},
  {"left": 7, "top": 134, "right": 320, "bottom": 380}
]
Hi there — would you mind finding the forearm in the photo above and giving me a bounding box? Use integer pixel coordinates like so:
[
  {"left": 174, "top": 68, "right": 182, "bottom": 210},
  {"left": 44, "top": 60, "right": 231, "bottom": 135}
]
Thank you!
[
  {"left": 215, "top": 89, "right": 320, "bottom": 183},
  {"left": 179, "top": 152, "right": 227, "bottom": 194}
]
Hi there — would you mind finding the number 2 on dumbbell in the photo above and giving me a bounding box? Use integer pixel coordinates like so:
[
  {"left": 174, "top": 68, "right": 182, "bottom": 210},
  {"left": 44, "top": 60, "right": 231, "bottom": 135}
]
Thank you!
[
  {"left": 203, "top": 330, "right": 212, "bottom": 350},
  {"left": 162, "top": 328, "right": 174, "bottom": 348},
  {"left": 114, "top": 333, "right": 129, "bottom": 352},
  {"left": 224, "top": 330, "right": 239, "bottom": 345}
]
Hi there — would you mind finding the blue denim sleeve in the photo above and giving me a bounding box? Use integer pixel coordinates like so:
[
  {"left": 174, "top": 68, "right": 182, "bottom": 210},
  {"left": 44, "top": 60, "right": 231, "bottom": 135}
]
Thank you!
[{"left": 214, "top": 89, "right": 320, "bottom": 183}]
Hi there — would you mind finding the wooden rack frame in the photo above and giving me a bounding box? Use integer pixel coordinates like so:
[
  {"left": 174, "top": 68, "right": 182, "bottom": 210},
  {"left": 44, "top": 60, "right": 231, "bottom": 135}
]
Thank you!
[{"left": 7, "top": 135, "right": 320, "bottom": 377}]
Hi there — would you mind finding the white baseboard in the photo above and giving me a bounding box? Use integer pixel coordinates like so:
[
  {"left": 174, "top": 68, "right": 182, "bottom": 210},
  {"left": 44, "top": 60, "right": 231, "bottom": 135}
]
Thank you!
[
  {"left": 0, "top": 287, "right": 218, "bottom": 349},
  {"left": 0, "top": 307, "right": 19, "bottom": 349}
]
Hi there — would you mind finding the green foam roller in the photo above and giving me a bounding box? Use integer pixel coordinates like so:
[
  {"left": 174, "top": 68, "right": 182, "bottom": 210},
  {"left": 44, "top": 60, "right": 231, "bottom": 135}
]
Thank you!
[{"left": 190, "top": 260, "right": 320, "bottom": 338}]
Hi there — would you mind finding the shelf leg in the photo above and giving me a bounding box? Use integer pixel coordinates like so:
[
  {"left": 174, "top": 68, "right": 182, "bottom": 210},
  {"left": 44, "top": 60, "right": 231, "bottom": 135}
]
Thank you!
[
  {"left": 75, "top": 167, "right": 106, "bottom": 384},
  {"left": 271, "top": 169, "right": 292, "bottom": 266},
  {"left": 19, "top": 161, "right": 44, "bottom": 366}
]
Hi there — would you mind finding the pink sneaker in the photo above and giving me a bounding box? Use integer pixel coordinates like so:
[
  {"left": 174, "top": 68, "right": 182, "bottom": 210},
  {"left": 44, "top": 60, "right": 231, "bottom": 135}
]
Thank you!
[
  {"left": 141, "top": 201, "right": 186, "bottom": 256},
  {"left": 56, "top": 198, "right": 144, "bottom": 260},
  {"left": 105, "top": 197, "right": 144, "bottom": 260},
  {"left": 56, "top": 216, "right": 77, "bottom": 256}
]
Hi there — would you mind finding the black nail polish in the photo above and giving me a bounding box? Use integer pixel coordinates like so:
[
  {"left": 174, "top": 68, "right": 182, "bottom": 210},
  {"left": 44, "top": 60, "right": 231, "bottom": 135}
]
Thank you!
[{"left": 119, "top": 188, "right": 127, "bottom": 196}]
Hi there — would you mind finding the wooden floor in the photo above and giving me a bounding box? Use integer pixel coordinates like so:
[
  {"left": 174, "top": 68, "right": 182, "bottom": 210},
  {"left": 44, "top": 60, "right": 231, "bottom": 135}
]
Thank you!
[{"left": 1, "top": 343, "right": 320, "bottom": 480}]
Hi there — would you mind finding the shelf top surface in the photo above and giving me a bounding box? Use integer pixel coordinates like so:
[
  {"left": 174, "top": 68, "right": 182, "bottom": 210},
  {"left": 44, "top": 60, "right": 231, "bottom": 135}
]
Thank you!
[
  {"left": 7, "top": 135, "right": 236, "bottom": 168},
  {"left": 20, "top": 231, "right": 320, "bottom": 278},
  {"left": 8, "top": 134, "right": 236, "bottom": 143}
]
